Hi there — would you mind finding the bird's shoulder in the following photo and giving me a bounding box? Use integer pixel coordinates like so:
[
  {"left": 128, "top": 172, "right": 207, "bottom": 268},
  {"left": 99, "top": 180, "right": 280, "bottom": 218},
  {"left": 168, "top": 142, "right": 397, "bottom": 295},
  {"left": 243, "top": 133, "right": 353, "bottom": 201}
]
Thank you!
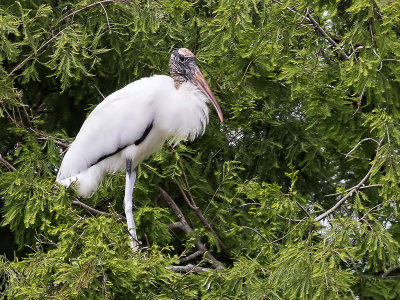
[{"left": 91, "top": 75, "right": 173, "bottom": 114}]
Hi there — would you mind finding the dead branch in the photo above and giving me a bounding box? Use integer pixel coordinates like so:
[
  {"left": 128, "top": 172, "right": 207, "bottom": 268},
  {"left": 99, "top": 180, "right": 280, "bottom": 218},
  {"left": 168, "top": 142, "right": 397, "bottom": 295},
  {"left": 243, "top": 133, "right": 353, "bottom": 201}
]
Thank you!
[
  {"left": 72, "top": 198, "right": 111, "bottom": 216},
  {"left": 166, "top": 264, "right": 212, "bottom": 273},
  {"left": 57, "top": 0, "right": 131, "bottom": 25},
  {"left": 345, "top": 138, "right": 380, "bottom": 159},
  {"left": 179, "top": 250, "right": 203, "bottom": 263},
  {"left": 72, "top": 198, "right": 125, "bottom": 220},
  {"left": 176, "top": 182, "right": 232, "bottom": 259},
  {"left": 159, "top": 187, "right": 224, "bottom": 270},
  {"left": 324, "top": 184, "right": 382, "bottom": 197},
  {"left": 314, "top": 138, "right": 384, "bottom": 222}
]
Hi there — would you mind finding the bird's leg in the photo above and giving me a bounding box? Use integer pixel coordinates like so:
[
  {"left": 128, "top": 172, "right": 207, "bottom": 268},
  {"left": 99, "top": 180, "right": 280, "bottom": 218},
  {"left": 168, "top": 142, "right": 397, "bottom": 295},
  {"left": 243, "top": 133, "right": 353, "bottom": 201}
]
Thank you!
[{"left": 124, "top": 159, "right": 139, "bottom": 251}]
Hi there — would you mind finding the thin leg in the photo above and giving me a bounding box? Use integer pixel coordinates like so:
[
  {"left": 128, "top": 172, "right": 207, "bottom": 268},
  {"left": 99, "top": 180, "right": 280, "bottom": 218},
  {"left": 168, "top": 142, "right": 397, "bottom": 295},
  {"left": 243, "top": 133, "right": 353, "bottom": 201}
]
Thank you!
[{"left": 124, "top": 159, "right": 139, "bottom": 251}]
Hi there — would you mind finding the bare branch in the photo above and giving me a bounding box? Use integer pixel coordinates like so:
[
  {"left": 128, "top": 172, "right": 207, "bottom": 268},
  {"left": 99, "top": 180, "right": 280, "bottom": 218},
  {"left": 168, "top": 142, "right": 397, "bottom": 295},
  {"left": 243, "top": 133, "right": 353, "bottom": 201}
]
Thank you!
[
  {"left": 0, "top": 154, "right": 16, "bottom": 172},
  {"left": 71, "top": 198, "right": 122, "bottom": 218},
  {"left": 242, "top": 226, "right": 269, "bottom": 242},
  {"left": 324, "top": 184, "right": 382, "bottom": 197},
  {"left": 382, "top": 266, "right": 394, "bottom": 278},
  {"left": 176, "top": 182, "right": 232, "bottom": 258},
  {"left": 159, "top": 187, "right": 224, "bottom": 269},
  {"left": 304, "top": 10, "right": 350, "bottom": 60},
  {"left": 166, "top": 264, "right": 212, "bottom": 273},
  {"left": 57, "top": 0, "right": 131, "bottom": 25},
  {"left": 314, "top": 138, "right": 384, "bottom": 222},
  {"left": 270, "top": 1, "right": 349, "bottom": 60},
  {"left": 346, "top": 138, "right": 380, "bottom": 159},
  {"left": 179, "top": 250, "right": 203, "bottom": 263},
  {"left": 168, "top": 222, "right": 185, "bottom": 230}
]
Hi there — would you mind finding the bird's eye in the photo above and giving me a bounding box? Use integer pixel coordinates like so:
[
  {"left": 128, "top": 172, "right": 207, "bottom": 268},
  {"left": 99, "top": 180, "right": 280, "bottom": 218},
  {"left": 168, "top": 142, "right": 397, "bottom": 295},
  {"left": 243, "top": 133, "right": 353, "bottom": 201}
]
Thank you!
[{"left": 179, "top": 55, "right": 185, "bottom": 62}]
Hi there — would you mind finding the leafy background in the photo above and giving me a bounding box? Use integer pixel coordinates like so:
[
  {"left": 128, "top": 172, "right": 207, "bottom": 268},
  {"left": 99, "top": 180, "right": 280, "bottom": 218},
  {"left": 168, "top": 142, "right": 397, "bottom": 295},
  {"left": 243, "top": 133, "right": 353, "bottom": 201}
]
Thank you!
[{"left": 1, "top": 0, "right": 400, "bottom": 298}]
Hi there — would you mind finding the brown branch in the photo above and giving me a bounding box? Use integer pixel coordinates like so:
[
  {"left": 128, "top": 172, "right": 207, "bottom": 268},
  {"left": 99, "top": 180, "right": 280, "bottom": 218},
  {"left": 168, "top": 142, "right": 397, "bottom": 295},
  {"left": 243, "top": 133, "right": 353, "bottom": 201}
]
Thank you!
[
  {"left": 72, "top": 198, "right": 110, "bottom": 216},
  {"left": 0, "top": 154, "right": 16, "bottom": 172},
  {"left": 159, "top": 187, "right": 224, "bottom": 270},
  {"left": 71, "top": 198, "right": 124, "bottom": 218},
  {"left": 30, "top": 128, "right": 70, "bottom": 148},
  {"left": 176, "top": 183, "right": 232, "bottom": 259}
]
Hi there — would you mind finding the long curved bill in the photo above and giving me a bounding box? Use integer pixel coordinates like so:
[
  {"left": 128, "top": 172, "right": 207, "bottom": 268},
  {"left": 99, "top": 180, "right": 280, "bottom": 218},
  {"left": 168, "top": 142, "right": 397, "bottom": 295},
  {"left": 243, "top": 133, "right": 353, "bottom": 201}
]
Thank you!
[{"left": 193, "top": 69, "right": 224, "bottom": 123}]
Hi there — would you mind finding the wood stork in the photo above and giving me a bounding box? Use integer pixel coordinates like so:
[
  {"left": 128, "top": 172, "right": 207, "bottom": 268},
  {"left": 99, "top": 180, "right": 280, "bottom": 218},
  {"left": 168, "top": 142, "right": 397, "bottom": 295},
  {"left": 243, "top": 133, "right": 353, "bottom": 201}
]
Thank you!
[{"left": 56, "top": 48, "right": 223, "bottom": 250}]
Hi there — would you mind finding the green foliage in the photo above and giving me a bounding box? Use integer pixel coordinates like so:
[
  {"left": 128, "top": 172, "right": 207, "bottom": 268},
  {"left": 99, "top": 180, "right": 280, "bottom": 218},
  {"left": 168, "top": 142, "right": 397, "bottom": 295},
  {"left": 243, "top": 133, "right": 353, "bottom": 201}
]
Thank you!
[{"left": 1, "top": 0, "right": 400, "bottom": 298}]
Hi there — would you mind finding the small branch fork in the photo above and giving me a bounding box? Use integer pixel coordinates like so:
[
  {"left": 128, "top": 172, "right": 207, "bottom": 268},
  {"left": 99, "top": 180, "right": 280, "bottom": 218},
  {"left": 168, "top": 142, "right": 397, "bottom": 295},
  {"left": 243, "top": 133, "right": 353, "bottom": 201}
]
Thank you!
[
  {"left": 270, "top": 1, "right": 350, "bottom": 60},
  {"left": 159, "top": 187, "right": 224, "bottom": 270},
  {"left": 176, "top": 168, "right": 231, "bottom": 258},
  {"left": 314, "top": 137, "right": 384, "bottom": 222}
]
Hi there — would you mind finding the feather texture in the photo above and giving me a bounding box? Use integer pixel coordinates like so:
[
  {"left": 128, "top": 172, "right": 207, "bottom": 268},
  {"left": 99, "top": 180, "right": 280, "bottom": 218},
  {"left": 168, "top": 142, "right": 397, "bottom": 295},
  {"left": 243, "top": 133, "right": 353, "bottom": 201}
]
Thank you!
[{"left": 56, "top": 75, "right": 209, "bottom": 197}]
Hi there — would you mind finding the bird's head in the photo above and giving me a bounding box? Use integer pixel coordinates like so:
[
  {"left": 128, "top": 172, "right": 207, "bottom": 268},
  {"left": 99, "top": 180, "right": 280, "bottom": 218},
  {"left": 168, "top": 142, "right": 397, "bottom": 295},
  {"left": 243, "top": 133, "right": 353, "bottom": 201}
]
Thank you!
[{"left": 169, "top": 48, "right": 223, "bottom": 123}]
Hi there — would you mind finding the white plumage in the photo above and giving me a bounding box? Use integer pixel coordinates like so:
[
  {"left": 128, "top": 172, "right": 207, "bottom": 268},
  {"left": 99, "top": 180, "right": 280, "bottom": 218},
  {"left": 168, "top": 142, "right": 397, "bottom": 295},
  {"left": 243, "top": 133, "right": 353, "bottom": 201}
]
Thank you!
[
  {"left": 56, "top": 75, "right": 209, "bottom": 197},
  {"left": 56, "top": 48, "right": 223, "bottom": 250}
]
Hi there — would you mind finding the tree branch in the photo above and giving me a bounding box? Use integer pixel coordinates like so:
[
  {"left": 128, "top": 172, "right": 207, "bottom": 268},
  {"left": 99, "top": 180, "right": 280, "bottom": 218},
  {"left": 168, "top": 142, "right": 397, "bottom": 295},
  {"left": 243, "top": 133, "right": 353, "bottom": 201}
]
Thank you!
[
  {"left": 0, "top": 154, "right": 16, "bottom": 172},
  {"left": 314, "top": 138, "right": 384, "bottom": 222},
  {"left": 9, "top": 25, "right": 73, "bottom": 76},
  {"left": 166, "top": 264, "right": 212, "bottom": 273},
  {"left": 179, "top": 250, "right": 203, "bottom": 263},
  {"left": 72, "top": 198, "right": 110, "bottom": 216},
  {"left": 71, "top": 198, "right": 126, "bottom": 220},
  {"left": 304, "top": 10, "right": 350, "bottom": 60},
  {"left": 159, "top": 187, "right": 224, "bottom": 270},
  {"left": 270, "top": 1, "right": 350, "bottom": 60},
  {"left": 345, "top": 138, "right": 380, "bottom": 159},
  {"left": 176, "top": 182, "right": 232, "bottom": 259}
]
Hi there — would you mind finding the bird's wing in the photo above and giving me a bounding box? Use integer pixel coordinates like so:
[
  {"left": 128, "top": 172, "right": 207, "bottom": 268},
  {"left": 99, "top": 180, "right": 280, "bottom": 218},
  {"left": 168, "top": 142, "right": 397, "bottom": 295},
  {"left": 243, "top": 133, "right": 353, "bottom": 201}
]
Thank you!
[{"left": 57, "top": 75, "right": 173, "bottom": 180}]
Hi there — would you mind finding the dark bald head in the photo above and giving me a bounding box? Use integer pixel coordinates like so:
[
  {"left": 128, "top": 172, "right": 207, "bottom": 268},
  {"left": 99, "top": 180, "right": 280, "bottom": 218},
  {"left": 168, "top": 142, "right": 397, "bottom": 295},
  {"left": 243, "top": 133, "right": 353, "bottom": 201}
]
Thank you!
[{"left": 169, "top": 48, "right": 198, "bottom": 88}]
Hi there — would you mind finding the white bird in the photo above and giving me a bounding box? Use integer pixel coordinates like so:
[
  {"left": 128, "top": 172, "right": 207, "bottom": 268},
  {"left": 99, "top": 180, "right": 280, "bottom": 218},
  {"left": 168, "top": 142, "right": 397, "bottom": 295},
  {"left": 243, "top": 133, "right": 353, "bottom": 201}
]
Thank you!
[{"left": 56, "top": 48, "right": 223, "bottom": 250}]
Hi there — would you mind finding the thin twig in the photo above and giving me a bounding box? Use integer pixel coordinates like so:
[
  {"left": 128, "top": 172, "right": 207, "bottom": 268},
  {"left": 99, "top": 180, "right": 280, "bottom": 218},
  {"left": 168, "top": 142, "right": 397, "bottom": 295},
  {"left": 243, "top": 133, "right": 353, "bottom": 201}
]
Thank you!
[
  {"left": 324, "top": 184, "right": 382, "bottom": 197},
  {"left": 272, "top": 218, "right": 307, "bottom": 243},
  {"left": 100, "top": 3, "right": 112, "bottom": 33},
  {"left": 159, "top": 187, "right": 224, "bottom": 269},
  {"left": 360, "top": 199, "right": 393, "bottom": 222},
  {"left": 241, "top": 226, "right": 269, "bottom": 242},
  {"left": 57, "top": 0, "right": 130, "bottom": 25},
  {"left": 304, "top": 10, "right": 350, "bottom": 60},
  {"left": 314, "top": 138, "right": 384, "bottom": 222},
  {"left": 270, "top": 1, "right": 350, "bottom": 60},
  {"left": 9, "top": 25, "right": 73, "bottom": 76},
  {"left": 345, "top": 138, "right": 380, "bottom": 159},
  {"left": 176, "top": 182, "right": 232, "bottom": 258},
  {"left": 72, "top": 198, "right": 111, "bottom": 216},
  {"left": 296, "top": 201, "right": 311, "bottom": 218}
]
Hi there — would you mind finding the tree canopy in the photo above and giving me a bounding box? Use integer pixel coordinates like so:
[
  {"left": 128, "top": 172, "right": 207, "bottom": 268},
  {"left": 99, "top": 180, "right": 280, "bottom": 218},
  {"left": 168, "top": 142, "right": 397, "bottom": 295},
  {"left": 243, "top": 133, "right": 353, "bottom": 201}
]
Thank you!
[{"left": 1, "top": 0, "right": 400, "bottom": 298}]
